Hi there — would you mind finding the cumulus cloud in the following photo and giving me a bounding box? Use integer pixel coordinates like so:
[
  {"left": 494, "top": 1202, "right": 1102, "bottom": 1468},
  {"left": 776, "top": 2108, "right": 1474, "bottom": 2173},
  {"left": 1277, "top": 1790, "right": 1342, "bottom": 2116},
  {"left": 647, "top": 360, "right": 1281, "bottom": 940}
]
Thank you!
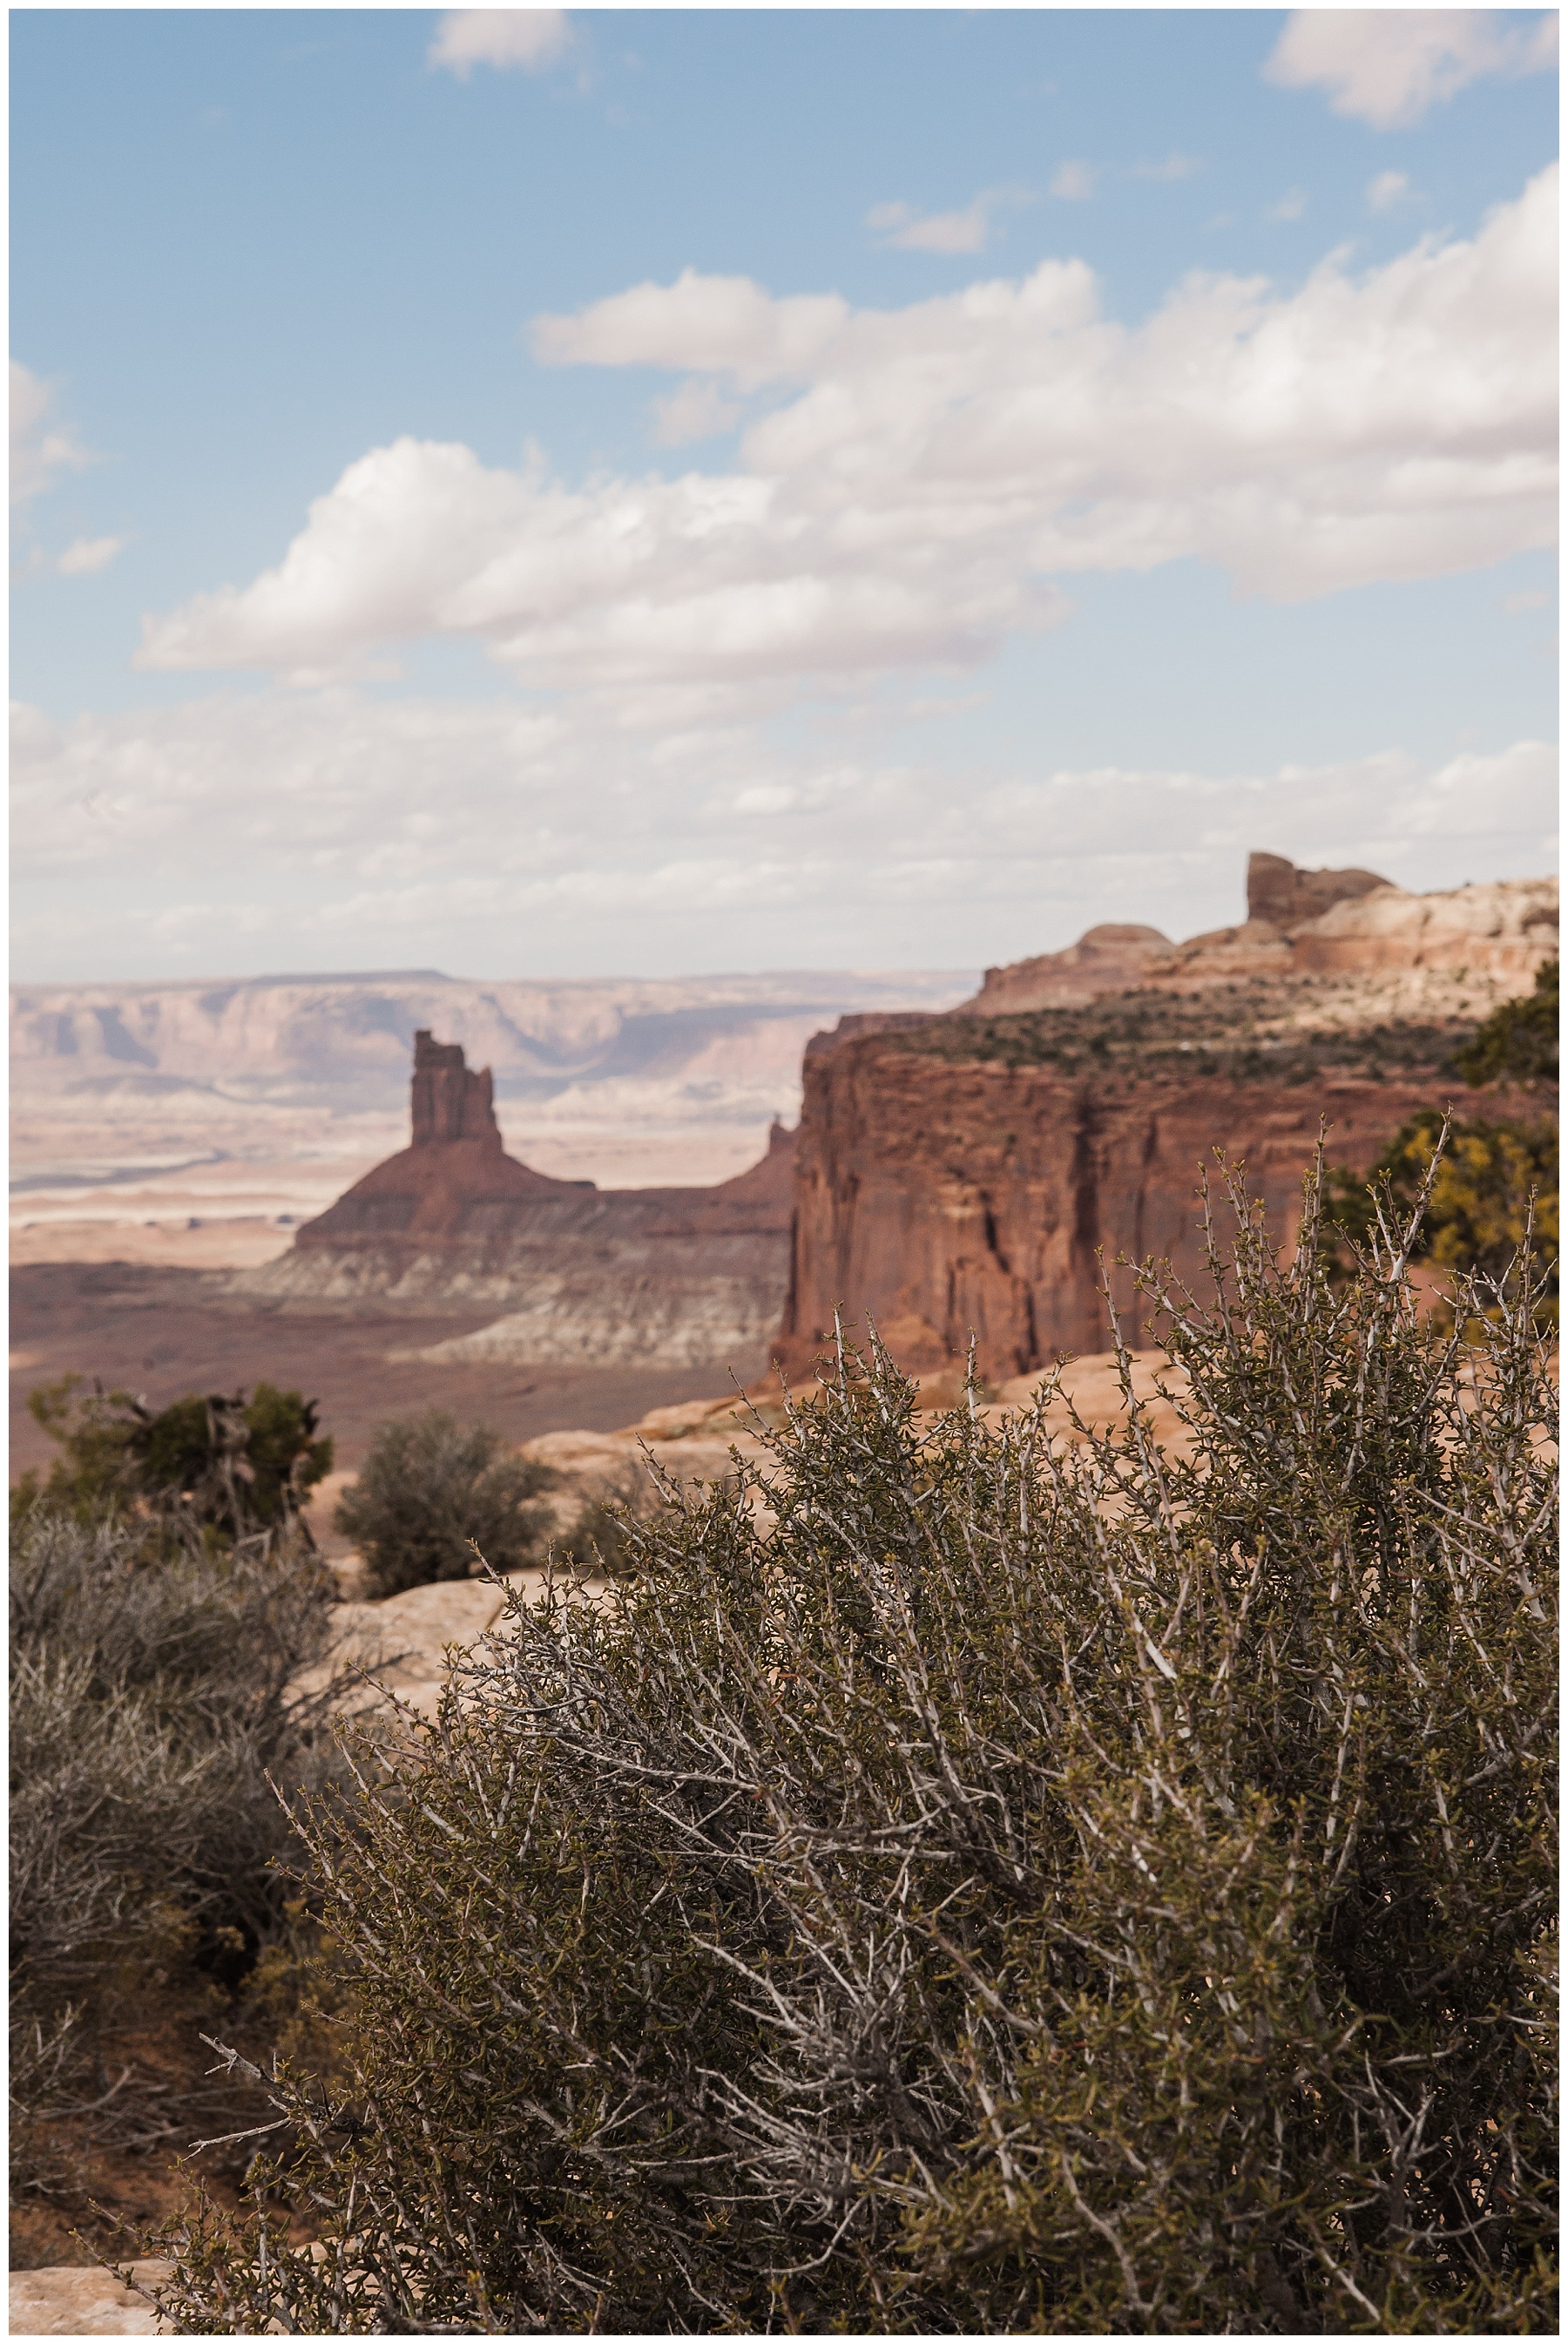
[
  {"left": 1366, "top": 170, "right": 1412, "bottom": 214},
  {"left": 1266, "top": 188, "right": 1308, "bottom": 223},
  {"left": 10, "top": 361, "right": 89, "bottom": 508},
  {"left": 532, "top": 267, "right": 848, "bottom": 389},
  {"left": 1265, "top": 10, "right": 1558, "bottom": 129},
  {"left": 134, "top": 170, "right": 1558, "bottom": 705},
  {"left": 868, "top": 193, "right": 998, "bottom": 255},
  {"left": 428, "top": 9, "right": 571, "bottom": 77},
  {"left": 57, "top": 534, "right": 125, "bottom": 576},
  {"left": 12, "top": 688, "right": 1555, "bottom": 979}
]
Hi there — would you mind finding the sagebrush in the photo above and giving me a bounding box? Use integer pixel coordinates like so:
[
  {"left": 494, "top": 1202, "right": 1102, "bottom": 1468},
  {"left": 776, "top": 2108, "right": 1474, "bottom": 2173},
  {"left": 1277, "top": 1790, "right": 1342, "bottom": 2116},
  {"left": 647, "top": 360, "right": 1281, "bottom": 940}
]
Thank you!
[
  {"left": 148, "top": 1156, "right": 1557, "bottom": 2334},
  {"left": 9, "top": 1510, "right": 345, "bottom": 2199}
]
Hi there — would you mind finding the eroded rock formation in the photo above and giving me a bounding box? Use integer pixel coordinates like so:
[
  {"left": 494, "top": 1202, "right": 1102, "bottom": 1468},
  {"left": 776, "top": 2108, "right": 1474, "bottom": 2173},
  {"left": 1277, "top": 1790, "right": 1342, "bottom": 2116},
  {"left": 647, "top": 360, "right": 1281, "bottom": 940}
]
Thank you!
[
  {"left": 774, "top": 863, "right": 1558, "bottom": 1385},
  {"left": 1244, "top": 850, "right": 1389, "bottom": 927},
  {"left": 964, "top": 862, "right": 1557, "bottom": 1017},
  {"left": 240, "top": 1042, "right": 796, "bottom": 1372}
]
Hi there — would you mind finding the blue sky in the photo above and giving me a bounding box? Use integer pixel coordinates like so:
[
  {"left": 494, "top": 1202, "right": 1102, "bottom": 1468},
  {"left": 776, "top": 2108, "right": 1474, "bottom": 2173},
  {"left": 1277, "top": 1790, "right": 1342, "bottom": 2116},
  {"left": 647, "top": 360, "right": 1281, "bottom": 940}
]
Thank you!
[{"left": 11, "top": 7, "right": 1558, "bottom": 982}]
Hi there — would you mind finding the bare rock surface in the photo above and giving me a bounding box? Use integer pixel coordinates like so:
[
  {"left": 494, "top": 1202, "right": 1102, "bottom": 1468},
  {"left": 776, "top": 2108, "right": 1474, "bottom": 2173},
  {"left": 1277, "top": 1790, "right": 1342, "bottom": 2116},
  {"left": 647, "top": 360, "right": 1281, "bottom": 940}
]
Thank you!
[
  {"left": 963, "top": 867, "right": 1557, "bottom": 1020},
  {"left": 1244, "top": 850, "right": 1390, "bottom": 928},
  {"left": 9, "top": 2259, "right": 172, "bottom": 2335},
  {"left": 776, "top": 861, "right": 1558, "bottom": 1385}
]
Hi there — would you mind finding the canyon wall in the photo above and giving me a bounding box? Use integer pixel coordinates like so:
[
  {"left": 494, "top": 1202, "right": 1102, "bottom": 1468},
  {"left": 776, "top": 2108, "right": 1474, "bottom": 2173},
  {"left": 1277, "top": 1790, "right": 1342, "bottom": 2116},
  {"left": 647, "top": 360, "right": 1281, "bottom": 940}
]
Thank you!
[
  {"left": 775, "top": 1043, "right": 1449, "bottom": 1379},
  {"left": 774, "top": 861, "right": 1558, "bottom": 1384}
]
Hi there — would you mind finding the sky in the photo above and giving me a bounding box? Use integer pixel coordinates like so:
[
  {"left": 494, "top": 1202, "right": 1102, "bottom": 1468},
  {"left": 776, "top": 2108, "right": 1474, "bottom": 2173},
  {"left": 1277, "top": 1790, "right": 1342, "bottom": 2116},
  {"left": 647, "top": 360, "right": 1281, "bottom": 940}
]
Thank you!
[{"left": 10, "top": 6, "right": 1559, "bottom": 985}]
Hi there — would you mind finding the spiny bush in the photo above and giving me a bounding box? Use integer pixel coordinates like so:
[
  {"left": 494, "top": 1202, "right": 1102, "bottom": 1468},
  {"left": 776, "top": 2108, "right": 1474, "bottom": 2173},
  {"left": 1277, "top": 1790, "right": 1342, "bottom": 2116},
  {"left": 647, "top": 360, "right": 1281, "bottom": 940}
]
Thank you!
[
  {"left": 146, "top": 1159, "right": 1557, "bottom": 2334},
  {"left": 551, "top": 1463, "right": 702, "bottom": 1581},
  {"left": 333, "top": 1407, "right": 555, "bottom": 1598}
]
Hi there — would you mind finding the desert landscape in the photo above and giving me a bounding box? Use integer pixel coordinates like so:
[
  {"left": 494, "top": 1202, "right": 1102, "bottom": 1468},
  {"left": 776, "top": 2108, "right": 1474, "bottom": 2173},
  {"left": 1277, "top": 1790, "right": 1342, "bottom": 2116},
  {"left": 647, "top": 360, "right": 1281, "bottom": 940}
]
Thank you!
[
  {"left": 12, "top": 8, "right": 1558, "bottom": 2325},
  {"left": 11, "top": 850, "right": 1557, "bottom": 2327}
]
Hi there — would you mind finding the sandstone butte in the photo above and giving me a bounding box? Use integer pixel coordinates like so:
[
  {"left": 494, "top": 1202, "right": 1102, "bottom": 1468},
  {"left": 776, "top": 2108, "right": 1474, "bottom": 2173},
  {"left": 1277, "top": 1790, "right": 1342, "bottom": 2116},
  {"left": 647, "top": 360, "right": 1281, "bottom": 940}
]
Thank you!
[
  {"left": 241, "top": 855, "right": 1557, "bottom": 1383},
  {"left": 234, "top": 1030, "right": 797, "bottom": 1369}
]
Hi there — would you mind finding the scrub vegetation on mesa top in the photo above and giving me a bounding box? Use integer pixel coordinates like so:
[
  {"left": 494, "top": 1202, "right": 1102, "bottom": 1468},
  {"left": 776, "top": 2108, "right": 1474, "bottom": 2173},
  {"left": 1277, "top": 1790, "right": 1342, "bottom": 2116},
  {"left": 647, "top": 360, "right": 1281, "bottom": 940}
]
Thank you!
[
  {"left": 140, "top": 1149, "right": 1556, "bottom": 2336},
  {"left": 891, "top": 977, "right": 1478, "bottom": 1085}
]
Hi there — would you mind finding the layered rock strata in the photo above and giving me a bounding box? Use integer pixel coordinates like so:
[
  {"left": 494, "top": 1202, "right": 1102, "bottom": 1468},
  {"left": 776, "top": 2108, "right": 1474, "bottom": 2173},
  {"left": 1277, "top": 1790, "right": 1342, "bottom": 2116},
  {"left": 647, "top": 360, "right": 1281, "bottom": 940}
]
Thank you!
[
  {"left": 970, "top": 860, "right": 1556, "bottom": 1015},
  {"left": 774, "top": 864, "right": 1558, "bottom": 1385},
  {"left": 239, "top": 1033, "right": 795, "bottom": 1372}
]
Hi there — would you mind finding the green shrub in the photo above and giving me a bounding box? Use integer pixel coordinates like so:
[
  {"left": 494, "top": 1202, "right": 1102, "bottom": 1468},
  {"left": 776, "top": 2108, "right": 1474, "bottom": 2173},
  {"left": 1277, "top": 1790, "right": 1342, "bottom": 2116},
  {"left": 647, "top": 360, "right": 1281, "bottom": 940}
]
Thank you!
[
  {"left": 549, "top": 1463, "right": 686, "bottom": 1581},
  {"left": 1456, "top": 956, "right": 1558, "bottom": 1089},
  {"left": 1325, "top": 1107, "right": 1558, "bottom": 1326},
  {"left": 147, "top": 1160, "right": 1557, "bottom": 2334},
  {"left": 333, "top": 1409, "right": 554, "bottom": 1598},
  {"left": 13, "top": 1378, "right": 332, "bottom": 1543}
]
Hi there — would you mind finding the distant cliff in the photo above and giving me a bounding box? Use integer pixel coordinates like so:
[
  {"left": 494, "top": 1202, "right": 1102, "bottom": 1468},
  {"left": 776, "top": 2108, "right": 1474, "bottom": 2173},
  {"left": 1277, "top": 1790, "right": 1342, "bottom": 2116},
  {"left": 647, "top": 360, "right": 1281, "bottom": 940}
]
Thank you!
[
  {"left": 237, "top": 1031, "right": 796, "bottom": 1372},
  {"left": 774, "top": 862, "right": 1558, "bottom": 1383},
  {"left": 969, "top": 857, "right": 1557, "bottom": 1014}
]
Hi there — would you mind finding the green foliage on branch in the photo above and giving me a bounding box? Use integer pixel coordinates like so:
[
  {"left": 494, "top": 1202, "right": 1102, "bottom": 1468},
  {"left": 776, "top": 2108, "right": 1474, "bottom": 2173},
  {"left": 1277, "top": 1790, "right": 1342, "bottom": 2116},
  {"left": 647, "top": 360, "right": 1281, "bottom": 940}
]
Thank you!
[
  {"left": 146, "top": 1162, "right": 1557, "bottom": 2334},
  {"left": 14, "top": 1378, "right": 333, "bottom": 1546},
  {"left": 1455, "top": 956, "right": 1558, "bottom": 1090},
  {"left": 332, "top": 1407, "right": 554, "bottom": 1598},
  {"left": 1325, "top": 1107, "right": 1558, "bottom": 1326}
]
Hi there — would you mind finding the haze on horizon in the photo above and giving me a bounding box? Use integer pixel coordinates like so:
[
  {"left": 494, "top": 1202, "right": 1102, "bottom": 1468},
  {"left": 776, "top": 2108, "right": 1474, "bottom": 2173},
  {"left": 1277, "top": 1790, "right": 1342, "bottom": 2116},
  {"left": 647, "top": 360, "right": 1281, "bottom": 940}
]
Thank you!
[{"left": 10, "top": 6, "right": 1559, "bottom": 987}]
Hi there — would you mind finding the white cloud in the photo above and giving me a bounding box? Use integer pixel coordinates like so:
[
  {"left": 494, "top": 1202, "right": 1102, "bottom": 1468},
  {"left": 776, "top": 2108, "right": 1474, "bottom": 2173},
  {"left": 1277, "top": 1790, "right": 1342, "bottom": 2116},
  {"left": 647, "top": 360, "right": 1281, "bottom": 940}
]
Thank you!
[
  {"left": 57, "top": 534, "right": 125, "bottom": 576},
  {"left": 532, "top": 267, "right": 847, "bottom": 390},
  {"left": 868, "top": 193, "right": 997, "bottom": 255},
  {"left": 428, "top": 10, "right": 571, "bottom": 78},
  {"left": 1265, "top": 10, "right": 1558, "bottom": 129},
  {"left": 1366, "top": 170, "right": 1412, "bottom": 215},
  {"left": 136, "top": 169, "right": 1558, "bottom": 701},
  {"left": 10, "top": 361, "right": 89, "bottom": 508},
  {"left": 12, "top": 689, "right": 1554, "bottom": 980},
  {"left": 650, "top": 377, "right": 741, "bottom": 446},
  {"left": 1049, "top": 161, "right": 1095, "bottom": 202},
  {"left": 1266, "top": 189, "right": 1308, "bottom": 223},
  {"left": 1504, "top": 587, "right": 1551, "bottom": 613}
]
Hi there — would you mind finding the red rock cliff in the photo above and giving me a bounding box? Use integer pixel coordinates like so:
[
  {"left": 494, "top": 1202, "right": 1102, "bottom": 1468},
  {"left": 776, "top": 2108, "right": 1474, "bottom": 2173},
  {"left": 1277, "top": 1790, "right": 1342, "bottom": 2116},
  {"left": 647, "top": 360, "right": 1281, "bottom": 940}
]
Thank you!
[
  {"left": 774, "top": 862, "right": 1558, "bottom": 1384},
  {"left": 774, "top": 1039, "right": 1456, "bottom": 1380}
]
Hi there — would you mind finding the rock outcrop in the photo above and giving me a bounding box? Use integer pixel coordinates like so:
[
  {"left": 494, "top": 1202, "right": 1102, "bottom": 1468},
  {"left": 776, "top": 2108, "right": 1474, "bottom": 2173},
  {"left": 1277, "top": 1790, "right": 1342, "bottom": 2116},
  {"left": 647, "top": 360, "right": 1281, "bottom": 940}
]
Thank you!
[
  {"left": 968, "top": 925, "right": 1174, "bottom": 1014},
  {"left": 238, "top": 1040, "right": 797, "bottom": 1373},
  {"left": 963, "top": 863, "right": 1557, "bottom": 1018},
  {"left": 773, "top": 863, "right": 1558, "bottom": 1385},
  {"left": 1244, "top": 850, "right": 1389, "bottom": 928}
]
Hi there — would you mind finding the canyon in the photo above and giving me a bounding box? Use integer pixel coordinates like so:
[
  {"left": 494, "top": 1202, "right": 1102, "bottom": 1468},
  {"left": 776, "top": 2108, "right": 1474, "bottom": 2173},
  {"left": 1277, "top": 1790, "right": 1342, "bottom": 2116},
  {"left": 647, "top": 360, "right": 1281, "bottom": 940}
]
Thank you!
[
  {"left": 233, "top": 1030, "right": 800, "bottom": 1372},
  {"left": 233, "top": 856, "right": 1557, "bottom": 1390}
]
